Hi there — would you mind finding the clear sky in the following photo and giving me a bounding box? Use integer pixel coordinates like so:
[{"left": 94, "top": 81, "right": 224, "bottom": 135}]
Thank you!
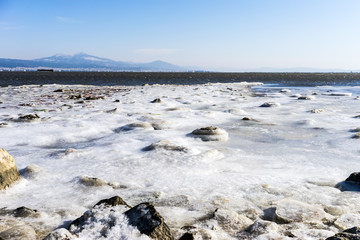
[{"left": 0, "top": 0, "right": 359, "bottom": 71}]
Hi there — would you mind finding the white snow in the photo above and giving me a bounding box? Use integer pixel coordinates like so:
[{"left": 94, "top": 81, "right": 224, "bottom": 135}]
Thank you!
[{"left": 0, "top": 82, "right": 360, "bottom": 239}]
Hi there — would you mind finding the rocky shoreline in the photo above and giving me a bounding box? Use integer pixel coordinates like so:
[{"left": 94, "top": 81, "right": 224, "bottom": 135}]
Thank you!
[{"left": 1, "top": 149, "right": 360, "bottom": 239}]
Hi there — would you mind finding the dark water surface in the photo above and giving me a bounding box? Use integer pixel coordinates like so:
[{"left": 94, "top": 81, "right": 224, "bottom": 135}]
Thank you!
[{"left": 1, "top": 71, "right": 360, "bottom": 87}]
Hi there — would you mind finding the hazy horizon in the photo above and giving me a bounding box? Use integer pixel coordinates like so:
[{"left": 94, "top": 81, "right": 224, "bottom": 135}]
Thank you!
[{"left": 1, "top": 0, "right": 359, "bottom": 72}]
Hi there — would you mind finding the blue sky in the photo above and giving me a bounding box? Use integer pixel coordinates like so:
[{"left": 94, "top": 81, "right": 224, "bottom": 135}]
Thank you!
[{"left": 0, "top": 0, "right": 359, "bottom": 71}]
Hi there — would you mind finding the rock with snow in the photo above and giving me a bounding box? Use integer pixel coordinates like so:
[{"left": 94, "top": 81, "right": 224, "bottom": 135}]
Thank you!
[
  {"left": 125, "top": 203, "right": 174, "bottom": 240},
  {"left": 334, "top": 214, "right": 360, "bottom": 230},
  {"left": 298, "top": 96, "right": 314, "bottom": 100},
  {"left": 239, "top": 219, "right": 279, "bottom": 239},
  {"left": 19, "top": 164, "right": 42, "bottom": 179},
  {"left": 214, "top": 208, "right": 253, "bottom": 234},
  {"left": 142, "top": 140, "right": 188, "bottom": 152},
  {"left": 76, "top": 176, "right": 108, "bottom": 187},
  {"left": 310, "top": 109, "right": 324, "bottom": 113},
  {"left": 43, "top": 228, "right": 76, "bottom": 240},
  {"left": 115, "top": 122, "right": 154, "bottom": 132},
  {"left": 189, "top": 126, "right": 229, "bottom": 141},
  {"left": 280, "top": 89, "right": 291, "bottom": 93},
  {"left": 274, "top": 199, "right": 328, "bottom": 223},
  {"left": 0, "top": 148, "right": 22, "bottom": 190},
  {"left": 323, "top": 92, "right": 352, "bottom": 96},
  {"left": 68, "top": 196, "right": 132, "bottom": 236},
  {"left": 259, "top": 102, "right": 281, "bottom": 107}
]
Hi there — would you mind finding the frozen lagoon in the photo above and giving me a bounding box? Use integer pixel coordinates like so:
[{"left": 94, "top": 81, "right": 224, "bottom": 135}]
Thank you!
[{"left": 0, "top": 82, "right": 360, "bottom": 239}]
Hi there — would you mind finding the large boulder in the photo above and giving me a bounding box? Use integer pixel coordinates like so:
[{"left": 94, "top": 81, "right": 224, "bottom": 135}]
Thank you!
[
  {"left": 125, "top": 203, "right": 174, "bottom": 240},
  {"left": 0, "top": 149, "right": 22, "bottom": 190}
]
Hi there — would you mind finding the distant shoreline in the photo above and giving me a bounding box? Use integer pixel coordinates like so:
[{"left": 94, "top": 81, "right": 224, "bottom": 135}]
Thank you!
[{"left": 1, "top": 71, "right": 360, "bottom": 87}]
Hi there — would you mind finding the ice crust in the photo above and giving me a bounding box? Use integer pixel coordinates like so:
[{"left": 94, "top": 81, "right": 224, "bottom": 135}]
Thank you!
[{"left": 0, "top": 82, "right": 360, "bottom": 239}]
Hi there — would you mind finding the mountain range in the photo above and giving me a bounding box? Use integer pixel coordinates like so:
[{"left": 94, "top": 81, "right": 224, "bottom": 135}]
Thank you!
[{"left": 0, "top": 53, "right": 188, "bottom": 72}]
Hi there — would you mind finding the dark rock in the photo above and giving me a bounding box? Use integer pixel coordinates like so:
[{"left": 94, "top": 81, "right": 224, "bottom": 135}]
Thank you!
[
  {"left": 18, "top": 114, "right": 40, "bottom": 121},
  {"left": 125, "top": 203, "right": 174, "bottom": 240},
  {"left": 335, "top": 173, "right": 360, "bottom": 191},
  {"left": 350, "top": 128, "right": 360, "bottom": 133},
  {"left": 326, "top": 227, "right": 360, "bottom": 240},
  {"left": 114, "top": 99, "right": 120, "bottom": 102},
  {"left": 69, "top": 94, "right": 82, "bottom": 100},
  {"left": 179, "top": 232, "right": 194, "bottom": 240},
  {"left": 151, "top": 98, "right": 162, "bottom": 103},
  {"left": 75, "top": 101, "right": 85, "bottom": 104},
  {"left": 242, "top": 117, "right": 252, "bottom": 121},
  {"left": 262, "top": 207, "right": 291, "bottom": 224},
  {"left": 0, "top": 149, "right": 22, "bottom": 190},
  {"left": 259, "top": 102, "right": 280, "bottom": 107},
  {"left": 13, "top": 206, "right": 39, "bottom": 218},
  {"left": 94, "top": 196, "right": 131, "bottom": 208},
  {"left": 298, "top": 96, "right": 313, "bottom": 100},
  {"left": 53, "top": 89, "right": 65, "bottom": 93},
  {"left": 345, "top": 173, "right": 360, "bottom": 184},
  {"left": 352, "top": 133, "right": 360, "bottom": 139},
  {"left": 19, "top": 103, "right": 35, "bottom": 107}
]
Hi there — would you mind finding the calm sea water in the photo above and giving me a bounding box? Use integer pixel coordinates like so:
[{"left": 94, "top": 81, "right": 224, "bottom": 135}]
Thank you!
[{"left": 1, "top": 72, "right": 360, "bottom": 87}]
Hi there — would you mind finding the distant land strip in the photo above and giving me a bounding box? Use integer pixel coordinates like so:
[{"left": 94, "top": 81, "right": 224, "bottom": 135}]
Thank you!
[{"left": 1, "top": 72, "right": 360, "bottom": 87}]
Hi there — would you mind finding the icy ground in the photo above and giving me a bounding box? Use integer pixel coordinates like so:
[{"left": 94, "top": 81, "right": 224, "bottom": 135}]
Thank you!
[{"left": 0, "top": 82, "right": 360, "bottom": 239}]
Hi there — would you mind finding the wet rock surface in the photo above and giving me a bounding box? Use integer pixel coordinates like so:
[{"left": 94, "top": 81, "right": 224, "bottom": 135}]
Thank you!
[{"left": 0, "top": 149, "right": 22, "bottom": 190}]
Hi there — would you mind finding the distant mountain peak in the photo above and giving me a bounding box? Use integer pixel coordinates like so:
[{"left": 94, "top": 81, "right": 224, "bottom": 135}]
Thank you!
[{"left": 0, "top": 53, "right": 189, "bottom": 71}]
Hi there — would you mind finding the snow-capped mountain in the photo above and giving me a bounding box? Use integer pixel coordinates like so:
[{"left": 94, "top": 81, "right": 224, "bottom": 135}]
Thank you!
[{"left": 0, "top": 53, "right": 187, "bottom": 71}]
